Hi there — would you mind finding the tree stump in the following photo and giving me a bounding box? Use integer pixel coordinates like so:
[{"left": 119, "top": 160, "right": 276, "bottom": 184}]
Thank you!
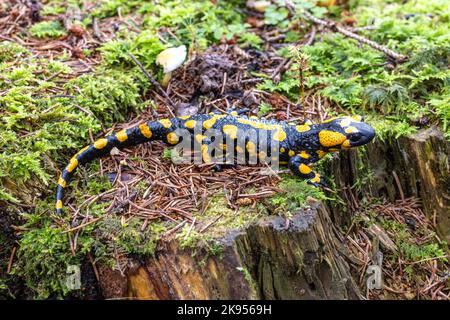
[
  {"left": 329, "top": 126, "right": 449, "bottom": 243},
  {"left": 98, "top": 202, "right": 361, "bottom": 300}
]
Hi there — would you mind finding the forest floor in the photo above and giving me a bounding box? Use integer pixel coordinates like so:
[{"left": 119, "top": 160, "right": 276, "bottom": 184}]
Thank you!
[{"left": 0, "top": 0, "right": 449, "bottom": 299}]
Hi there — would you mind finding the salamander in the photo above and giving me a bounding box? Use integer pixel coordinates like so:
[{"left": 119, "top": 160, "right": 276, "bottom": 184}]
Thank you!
[{"left": 55, "top": 111, "right": 375, "bottom": 214}]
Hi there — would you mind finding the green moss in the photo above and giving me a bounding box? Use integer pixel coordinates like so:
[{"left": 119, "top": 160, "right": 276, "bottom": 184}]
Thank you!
[
  {"left": 367, "top": 116, "right": 418, "bottom": 141},
  {"left": 4, "top": 0, "right": 448, "bottom": 299},
  {"left": 269, "top": 175, "right": 327, "bottom": 217},
  {"left": 200, "top": 194, "right": 262, "bottom": 232},
  {"left": 257, "top": 102, "right": 273, "bottom": 117},
  {"left": 175, "top": 193, "right": 265, "bottom": 258},
  {"left": 13, "top": 224, "right": 76, "bottom": 299},
  {"left": 29, "top": 21, "right": 67, "bottom": 38},
  {"left": 236, "top": 266, "right": 258, "bottom": 295},
  {"left": 177, "top": 225, "right": 223, "bottom": 259},
  {"left": 379, "top": 216, "right": 447, "bottom": 264},
  {"left": 0, "top": 41, "right": 29, "bottom": 62}
]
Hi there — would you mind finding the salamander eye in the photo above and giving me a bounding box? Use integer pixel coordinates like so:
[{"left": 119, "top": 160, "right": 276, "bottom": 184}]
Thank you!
[{"left": 349, "top": 132, "right": 362, "bottom": 142}]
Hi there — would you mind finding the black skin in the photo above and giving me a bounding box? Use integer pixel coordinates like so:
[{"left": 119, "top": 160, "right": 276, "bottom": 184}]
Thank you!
[{"left": 55, "top": 111, "right": 375, "bottom": 214}]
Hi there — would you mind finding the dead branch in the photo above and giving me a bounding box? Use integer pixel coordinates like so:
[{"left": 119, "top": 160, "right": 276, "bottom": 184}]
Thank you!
[
  {"left": 128, "top": 52, "right": 176, "bottom": 116},
  {"left": 302, "top": 10, "right": 407, "bottom": 63},
  {"left": 284, "top": 0, "right": 407, "bottom": 63}
]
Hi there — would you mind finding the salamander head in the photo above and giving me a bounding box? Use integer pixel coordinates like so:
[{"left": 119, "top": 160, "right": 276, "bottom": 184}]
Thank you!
[{"left": 317, "top": 115, "right": 375, "bottom": 150}]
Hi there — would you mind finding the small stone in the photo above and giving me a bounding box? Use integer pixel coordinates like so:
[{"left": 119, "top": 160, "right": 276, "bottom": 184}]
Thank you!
[{"left": 110, "top": 147, "right": 120, "bottom": 156}]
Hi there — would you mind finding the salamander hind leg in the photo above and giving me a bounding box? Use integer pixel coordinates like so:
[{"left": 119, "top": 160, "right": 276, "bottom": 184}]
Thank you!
[{"left": 288, "top": 155, "right": 328, "bottom": 188}]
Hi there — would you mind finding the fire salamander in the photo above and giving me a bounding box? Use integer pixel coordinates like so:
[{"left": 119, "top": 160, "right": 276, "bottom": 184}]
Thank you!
[{"left": 55, "top": 111, "right": 375, "bottom": 214}]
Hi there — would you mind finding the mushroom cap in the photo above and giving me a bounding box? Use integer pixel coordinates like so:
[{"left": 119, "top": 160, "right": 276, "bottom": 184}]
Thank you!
[
  {"left": 246, "top": 1, "right": 271, "bottom": 13},
  {"left": 156, "top": 45, "right": 187, "bottom": 73}
]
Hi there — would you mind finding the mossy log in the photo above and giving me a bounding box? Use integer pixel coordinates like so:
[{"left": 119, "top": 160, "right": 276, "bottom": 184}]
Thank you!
[
  {"left": 329, "top": 127, "right": 449, "bottom": 243},
  {"left": 97, "top": 202, "right": 361, "bottom": 300}
]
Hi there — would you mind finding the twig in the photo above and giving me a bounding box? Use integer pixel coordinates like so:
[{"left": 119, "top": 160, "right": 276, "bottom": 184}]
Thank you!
[
  {"left": 295, "top": 7, "right": 407, "bottom": 63},
  {"left": 305, "top": 25, "right": 317, "bottom": 46},
  {"left": 184, "top": 216, "right": 197, "bottom": 240},
  {"left": 128, "top": 53, "right": 176, "bottom": 117},
  {"left": 92, "top": 17, "right": 106, "bottom": 42},
  {"left": 87, "top": 252, "right": 100, "bottom": 281},
  {"left": 63, "top": 216, "right": 103, "bottom": 233},
  {"left": 7, "top": 246, "right": 17, "bottom": 274}
]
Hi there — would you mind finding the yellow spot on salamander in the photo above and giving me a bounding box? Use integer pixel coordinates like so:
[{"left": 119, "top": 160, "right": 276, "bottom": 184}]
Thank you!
[
  {"left": 296, "top": 124, "right": 311, "bottom": 133},
  {"left": 195, "top": 134, "right": 206, "bottom": 143},
  {"left": 288, "top": 150, "right": 295, "bottom": 157},
  {"left": 55, "top": 200, "right": 63, "bottom": 209},
  {"left": 167, "top": 132, "right": 179, "bottom": 144},
  {"left": 230, "top": 111, "right": 238, "bottom": 116},
  {"left": 178, "top": 115, "right": 190, "bottom": 120},
  {"left": 94, "top": 138, "right": 108, "bottom": 149},
  {"left": 340, "top": 118, "right": 351, "bottom": 127},
  {"left": 273, "top": 129, "right": 286, "bottom": 142},
  {"left": 159, "top": 119, "right": 172, "bottom": 128},
  {"left": 258, "top": 151, "right": 267, "bottom": 161},
  {"left": 66, "top": 158, "right": 78, "bottom": 173},
  {"left": 299, "top": 151, "right": 310, "bottom": 159},
  {"left": 58, "top": 176, "right": 66, "bottom": 188},
  {"left": 311, "top": 173, "right": 321, "bottom": 183},
  {"left": 322, "top": 117, "right": 338, "bottom": 123},
  {"left": 280, "top": 147, "right": 285, "bottom": 153},
  {"left": 317, "top": 150, "right": 327, "bottom": 158},
  {"left": 352, "top": 115, "right": 362, "bottom": 122},
  {"left": 238, "top": 118, "right": 279, "bottom": 131},
  {"left": 75, "top": 145, "right": 89, "bottom": 157},
  {"left": 299, "top": 164, "right": 312, "bottom": 175},
  {"left": 246, "top": 141, "right": 256, "bottom": 154},
  {"left": 203, "top": 115, "right": 225, "bottom": 129},
  {"left": 185, "top": 120, "right": 196, "bottom": 129},
  {"left": 345, "top": 126, "right": 358, "bottom": 134},
  {"left": 116, "top": 130, "right": 128, "bottom": 142},
  {"left": 201, "top": 145, "right": 211, "bottom": 163},
  {"left": 223, "top": 124, "right": 238, "bottom": 139},
  {"left": 139, "top": 123, "right": 152, "bottom": 138},
  {"left": 318, "top": 130, "right": 346, "bottom": 147},
  {"left": 58, "top": 176, "right": 67, "bottom": 188},
  {"left": 342, "top": 140, "right": 351, "bottom": 148}
]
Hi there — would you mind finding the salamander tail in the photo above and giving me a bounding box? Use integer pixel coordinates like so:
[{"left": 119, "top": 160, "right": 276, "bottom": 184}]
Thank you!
[{"left": 54, "top": 121, "right": 162, "bottom": 215}]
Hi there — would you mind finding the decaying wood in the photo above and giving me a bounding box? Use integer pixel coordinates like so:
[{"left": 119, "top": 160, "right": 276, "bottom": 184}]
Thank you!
[
  {"left": 329, "top": 127, "right": 449, "bottom": 244},
  {"left": 98, "top": 203, "right": 361, "bottom": 300}
]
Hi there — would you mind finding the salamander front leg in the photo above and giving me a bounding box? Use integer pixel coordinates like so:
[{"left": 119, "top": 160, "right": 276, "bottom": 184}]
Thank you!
[{"left": 288, "top": 155, "right": 327, "bottom": 188}]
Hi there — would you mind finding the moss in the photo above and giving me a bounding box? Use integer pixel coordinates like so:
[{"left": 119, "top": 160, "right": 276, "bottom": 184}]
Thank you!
[
  {"left": 367, "top": 115, "right": 418, "bottom": 141},
  {"left": 0, "top": 41, "right": 29, "bottom": 62},
  {"left": 175, "top": 193, "right": 265, "bottom": 258},
  {"left": 13, "top": 224, "right": 77, "bottom": 299},
  {"left": 177, "top": 225, "right": 224, "bottom": 259},
  {"left": 29, "top": 21, "right": 67, "bottom": 38},
  {"left": 269, "top": 175, "right": 327, "bottom": 217},
  {"left": 236, "top": 266, "right": 258, "bottom": 296}
]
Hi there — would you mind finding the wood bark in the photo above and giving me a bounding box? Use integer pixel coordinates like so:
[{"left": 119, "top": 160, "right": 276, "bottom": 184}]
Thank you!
[{"left": 99, "top": 203, "right": 361, "bottom": 300}]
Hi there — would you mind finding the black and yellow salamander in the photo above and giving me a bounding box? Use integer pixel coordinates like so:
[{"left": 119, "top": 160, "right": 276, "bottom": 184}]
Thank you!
[{"left": 55, "top": 111, "right": 375, "bottom": 214}]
